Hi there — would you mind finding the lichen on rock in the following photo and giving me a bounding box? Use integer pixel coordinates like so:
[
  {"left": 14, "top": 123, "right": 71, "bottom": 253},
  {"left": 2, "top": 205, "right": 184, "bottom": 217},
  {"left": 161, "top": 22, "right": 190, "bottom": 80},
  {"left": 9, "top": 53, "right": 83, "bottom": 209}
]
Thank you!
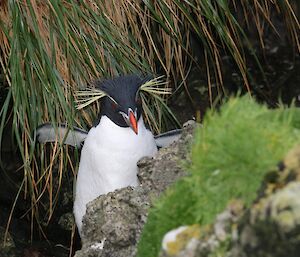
[{"left": 160, "top": 225, "right": 200, "bottom": 257}]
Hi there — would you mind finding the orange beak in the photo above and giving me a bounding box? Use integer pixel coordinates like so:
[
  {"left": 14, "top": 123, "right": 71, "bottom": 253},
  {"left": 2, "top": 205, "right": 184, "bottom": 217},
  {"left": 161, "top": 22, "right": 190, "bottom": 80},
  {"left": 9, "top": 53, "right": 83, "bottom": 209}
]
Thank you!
[{"left": 129, "top": 110, "right": 138, "bottom": 134}]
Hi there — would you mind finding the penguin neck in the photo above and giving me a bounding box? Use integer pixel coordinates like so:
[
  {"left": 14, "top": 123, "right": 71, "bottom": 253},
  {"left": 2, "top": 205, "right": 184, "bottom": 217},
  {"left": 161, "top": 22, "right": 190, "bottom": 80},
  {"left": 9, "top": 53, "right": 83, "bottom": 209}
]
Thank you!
[
  {"left": 96, "top": 115, "right": 146, "bottom": 130},
  {"left": 95, "top": 115, "right": 148, "bottom": 142}
]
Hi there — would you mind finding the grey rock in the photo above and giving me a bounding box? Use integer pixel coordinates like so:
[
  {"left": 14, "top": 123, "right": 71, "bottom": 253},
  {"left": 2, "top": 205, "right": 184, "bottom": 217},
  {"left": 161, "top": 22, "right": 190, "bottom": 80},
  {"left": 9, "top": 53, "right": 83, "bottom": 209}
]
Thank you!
[{"left": 74, "top": 122, "right": 196, "bottom": 257}]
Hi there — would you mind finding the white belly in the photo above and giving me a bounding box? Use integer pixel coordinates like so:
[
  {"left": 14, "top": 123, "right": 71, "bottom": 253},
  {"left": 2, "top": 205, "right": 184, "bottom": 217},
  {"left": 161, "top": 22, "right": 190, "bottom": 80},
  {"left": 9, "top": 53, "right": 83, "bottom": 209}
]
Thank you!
[{"left": 73, "top": 116, "right": 157, "bottom": 234}]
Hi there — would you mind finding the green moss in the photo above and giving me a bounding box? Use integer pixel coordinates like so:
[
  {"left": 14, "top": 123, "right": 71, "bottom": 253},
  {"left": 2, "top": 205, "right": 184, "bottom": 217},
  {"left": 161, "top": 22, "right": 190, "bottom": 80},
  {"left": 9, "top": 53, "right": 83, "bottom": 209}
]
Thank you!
[{"left": 137, "top": 96, "right": 300, "bottom": 257}]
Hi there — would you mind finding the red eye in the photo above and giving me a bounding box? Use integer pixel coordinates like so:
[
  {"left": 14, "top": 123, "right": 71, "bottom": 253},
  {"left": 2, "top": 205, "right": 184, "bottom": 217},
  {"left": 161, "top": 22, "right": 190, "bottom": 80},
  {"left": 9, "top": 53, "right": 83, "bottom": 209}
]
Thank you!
[{"left": 111, "top": 101, "right": 118, "bottom": 110}]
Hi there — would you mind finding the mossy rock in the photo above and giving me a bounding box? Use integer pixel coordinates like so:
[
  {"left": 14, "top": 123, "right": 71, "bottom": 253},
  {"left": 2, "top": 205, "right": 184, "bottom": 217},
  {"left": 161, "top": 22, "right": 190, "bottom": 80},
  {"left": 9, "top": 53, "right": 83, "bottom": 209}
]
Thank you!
[{"left": 137, "top": 96, "right": 300, "bottom": 257}]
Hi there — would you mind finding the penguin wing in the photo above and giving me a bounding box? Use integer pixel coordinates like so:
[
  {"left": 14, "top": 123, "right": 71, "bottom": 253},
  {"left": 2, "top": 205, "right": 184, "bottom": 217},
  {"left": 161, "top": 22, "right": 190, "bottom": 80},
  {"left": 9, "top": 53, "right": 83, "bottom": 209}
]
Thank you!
[
  {"left": 36, "top": 123, "right": 88, "bottom": 149},
  {"left": 36, "top": 123, "right": 182, "bottom": 149},
  {"left": 154, "top": 129, "right": 182, "bottom": 148}
]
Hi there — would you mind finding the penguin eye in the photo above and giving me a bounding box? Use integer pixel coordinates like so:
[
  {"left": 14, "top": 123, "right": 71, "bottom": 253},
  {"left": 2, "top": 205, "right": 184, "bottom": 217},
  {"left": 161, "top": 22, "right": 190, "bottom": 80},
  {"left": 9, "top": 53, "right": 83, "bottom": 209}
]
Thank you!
[
  {"left": 111, "top": 101, "right": 118, "bottom": 110},
  {"left": 109, "top": 97, "right": 119, "bottom": 111}
]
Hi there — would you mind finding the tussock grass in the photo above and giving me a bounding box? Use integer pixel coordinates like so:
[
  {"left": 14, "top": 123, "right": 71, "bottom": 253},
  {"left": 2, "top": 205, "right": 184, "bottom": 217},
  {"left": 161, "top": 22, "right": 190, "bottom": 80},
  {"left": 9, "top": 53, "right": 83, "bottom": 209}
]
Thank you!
[
  {"left": 137, "top": 96, "right": 300, "bottom": 257},
  {"left": 0, "top": 1, "right": 177, "bottom": 237}
]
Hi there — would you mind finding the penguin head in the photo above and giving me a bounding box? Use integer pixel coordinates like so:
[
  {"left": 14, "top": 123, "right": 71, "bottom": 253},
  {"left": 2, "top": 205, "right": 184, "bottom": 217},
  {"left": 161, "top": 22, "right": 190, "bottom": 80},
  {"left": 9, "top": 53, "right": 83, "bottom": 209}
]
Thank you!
[{"left": 95, "top": 75, "right": 150, "bottom": 134}]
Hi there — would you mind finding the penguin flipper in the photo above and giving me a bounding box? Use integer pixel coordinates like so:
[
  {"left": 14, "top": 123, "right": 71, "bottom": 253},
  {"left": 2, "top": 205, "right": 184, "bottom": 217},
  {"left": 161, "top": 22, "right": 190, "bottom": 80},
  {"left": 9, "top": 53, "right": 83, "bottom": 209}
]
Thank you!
[
  {"left": 36, "top": 123, "right": 88, "bottom": 149},
  {"left": 154, "top": 129, "right": 182, "bottom": 148}
]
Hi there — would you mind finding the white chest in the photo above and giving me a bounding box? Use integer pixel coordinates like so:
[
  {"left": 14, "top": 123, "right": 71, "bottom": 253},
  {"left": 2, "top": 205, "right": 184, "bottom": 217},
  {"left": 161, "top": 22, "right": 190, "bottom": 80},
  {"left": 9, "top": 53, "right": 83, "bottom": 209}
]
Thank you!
[{"left": 73, "top": 116, "right": 157, "bottom": 233}]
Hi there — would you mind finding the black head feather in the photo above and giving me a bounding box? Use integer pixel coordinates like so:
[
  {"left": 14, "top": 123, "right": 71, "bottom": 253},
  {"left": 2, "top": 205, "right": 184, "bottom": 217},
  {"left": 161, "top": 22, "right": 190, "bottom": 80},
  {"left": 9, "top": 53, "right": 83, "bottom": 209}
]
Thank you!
[{"left": 93, "top": 74, "right": 151, "bottom": 128}]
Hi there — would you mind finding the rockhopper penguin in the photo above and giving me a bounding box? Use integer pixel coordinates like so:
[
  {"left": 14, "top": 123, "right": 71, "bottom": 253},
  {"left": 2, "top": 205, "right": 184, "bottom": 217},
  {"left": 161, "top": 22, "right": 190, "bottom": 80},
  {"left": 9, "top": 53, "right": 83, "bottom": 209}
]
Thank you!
[
  {"left": 74, "top": 75, "right": 158, "bottom": 234},
  {"left": 36, "top": 75, "right": 181, "bottom": 235}
]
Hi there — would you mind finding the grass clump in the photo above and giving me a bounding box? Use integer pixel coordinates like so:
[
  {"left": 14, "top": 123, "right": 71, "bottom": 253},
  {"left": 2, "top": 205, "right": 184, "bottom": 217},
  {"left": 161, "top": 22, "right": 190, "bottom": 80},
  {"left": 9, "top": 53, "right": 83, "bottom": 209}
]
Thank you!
[{"left": 137, "top": 96, "right": 300, "bottom": 257}]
